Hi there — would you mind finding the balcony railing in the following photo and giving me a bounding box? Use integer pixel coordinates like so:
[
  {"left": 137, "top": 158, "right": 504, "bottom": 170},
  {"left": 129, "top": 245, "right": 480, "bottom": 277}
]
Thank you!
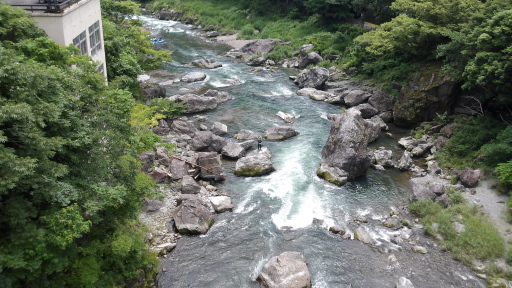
[{"left": 9, "top": 0, "right": 81, "bottom": 13}]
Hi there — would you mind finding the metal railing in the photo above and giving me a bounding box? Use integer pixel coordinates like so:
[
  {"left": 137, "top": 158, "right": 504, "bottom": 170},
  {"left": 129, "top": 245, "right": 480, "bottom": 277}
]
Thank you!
[{"left": 11, "top": 0, "right": 81, "bottom": 13}]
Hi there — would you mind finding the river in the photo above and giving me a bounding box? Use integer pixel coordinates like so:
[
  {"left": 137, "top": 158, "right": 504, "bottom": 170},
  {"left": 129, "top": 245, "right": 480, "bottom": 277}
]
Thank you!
[{"left": 140, "top": 16, "right": 486, "bottom": 288}]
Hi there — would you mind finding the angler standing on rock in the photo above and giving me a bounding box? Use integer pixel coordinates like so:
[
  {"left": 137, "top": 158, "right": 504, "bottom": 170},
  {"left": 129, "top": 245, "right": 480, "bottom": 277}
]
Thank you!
[{"left": 258, "top": 136, "right": 263, "bottom": 151}]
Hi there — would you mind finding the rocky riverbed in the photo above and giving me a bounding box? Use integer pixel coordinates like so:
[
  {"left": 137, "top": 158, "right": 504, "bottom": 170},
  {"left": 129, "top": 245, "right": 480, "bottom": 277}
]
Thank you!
[{"left": 135, "top": 14, "right": 511, "bottom": 288}]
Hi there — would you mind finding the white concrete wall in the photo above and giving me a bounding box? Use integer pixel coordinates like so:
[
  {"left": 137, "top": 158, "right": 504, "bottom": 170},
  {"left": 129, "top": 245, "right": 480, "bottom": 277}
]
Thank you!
[{"left": 31, "top": 0, "right": 107, "bottom": 78}]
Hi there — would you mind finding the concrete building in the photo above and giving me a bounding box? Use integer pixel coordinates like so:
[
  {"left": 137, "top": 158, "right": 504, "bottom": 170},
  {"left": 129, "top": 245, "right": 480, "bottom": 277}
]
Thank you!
[{"left": 5, "top": 0, "right": 107, "bottom": 77}]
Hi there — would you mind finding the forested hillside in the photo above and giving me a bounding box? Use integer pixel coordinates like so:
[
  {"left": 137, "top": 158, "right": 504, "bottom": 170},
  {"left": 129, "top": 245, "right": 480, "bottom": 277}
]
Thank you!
[
  {"left": 0, "top": 1, "right": 181, "bottom": 287},
  {"left": 146, "top": 0, "right": 512, "bottom": 190}
]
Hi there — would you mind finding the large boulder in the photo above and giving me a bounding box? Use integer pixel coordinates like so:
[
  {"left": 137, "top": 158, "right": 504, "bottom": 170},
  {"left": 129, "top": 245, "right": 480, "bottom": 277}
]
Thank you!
[
  {"left": 317, "top": 109, "right": 373, "bottom": 185},
  {"left": 211, "top": 122, "right": 228, "bottom": 136},
  {"left": 168, "top": 94, "right": 217, "bottom": 113},
  {"left": 221, "top": 142, "right": 247, "bottom": 159},
  {"left": 263, "top": 126, "right": 300, "bottom": 141},
  {"left": 139, "top": 152, "right": 156, "bottom": 173},
  {"left": 181, "top": 175, "right": 201, "bottom": 194},
  {"left": 299, "top": 44, "right": 314, "bottom": 57},
  {"left": 371, "top": 148, "right": 396, "bottom": 167},
  {"left": 343, "top": 90, "right": 371, "bottom": 107},
  {"left": 232, "top": 129, "right": 260, "bottom": 140},
  {"left": 257, "top": 251, "right": 311, "bottom": 288},
  {"left": 396, "top": 277, "right": 415, "bottom": 288},
  {"left": 142, "top": 85, "right": 166, "bottom": 102},
  {"left": 181, "top": 72, "right": 207, "bottom": 82},
  {"left": 352, "top": 103, "right": 379, "bottom": 119},
  {"left": 169, "top": 155, "right": 195, "bottom": 180},
  {"left": 296, "top": 88, "right": 341, "bottom": 104},
  {"left": 191, "top": 131, "right": 227, "bottom": 152},
  {"left": 170, "top": 118, "right": 198, "bottom": 136},
  {"left": 234, "top": 147, "right": 275, "bottom": 177},
  {"left": 295, "top": 67, "right": 330, "bottom": 89},
  {"left": 276, "top": 111, "right": 295, "bottom": 123},
  {"left": 298, "top": 52, "right": 323, "bottom": 69},
  {"left": 173, "top": 195, "right": 213, "bottom": 234},
  {"left": 197, "top": 152, "right": 225, "bottom": 181},
  {"left": 454, "top": 168, "right": 482, "bottom": 188},
  {"left": 192, "top": 58, "right": 222, "bottom": 69},
  {"left": 355, "top": 227, "right": 373, "bottom": 244},
  {"left": 158, "top": 8, "right": 183, "bottom": 21},
  {"left": 368, "top": 90, "right": 394, "bottom": 112},
  {"left": 209, "top": 196, "right": 233, "bottom": 213},
  {"left": 367, "top": 115, "right": 388, "bottom": 131},
  {"left": 393, "top": 69, "right": 460, "bottom": 128},
  {"left": 226, "top": 39, "right": 280, "bottom": 61},
  {"left": 202, "top": 90, "right": 232, "bottom": 104},
  {"left": 397, "top": 151, "right": 413, "bottom": 171},
  {"left": 398, "top": 135, "right": 434, "bottom": 157}
]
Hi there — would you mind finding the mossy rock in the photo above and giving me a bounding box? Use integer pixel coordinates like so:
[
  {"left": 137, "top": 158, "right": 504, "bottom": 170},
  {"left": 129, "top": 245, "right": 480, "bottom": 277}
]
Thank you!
[
  {"left": 316, "top": 169, "right": 347, "bottom": 186},
  {"left": 234, "top": 166, "right": 275, "bottom": 177}
]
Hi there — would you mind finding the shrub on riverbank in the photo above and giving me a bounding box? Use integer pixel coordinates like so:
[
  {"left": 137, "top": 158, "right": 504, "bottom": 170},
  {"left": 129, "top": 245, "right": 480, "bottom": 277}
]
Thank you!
[{"left": 409, "top": 187, "right": 504, "bottom": 265}]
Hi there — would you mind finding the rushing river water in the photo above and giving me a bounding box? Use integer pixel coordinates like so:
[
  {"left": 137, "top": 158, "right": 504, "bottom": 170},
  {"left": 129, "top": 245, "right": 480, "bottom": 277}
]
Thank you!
[{"left": 140, "top": 16, "right": 486, "bottom": 288}]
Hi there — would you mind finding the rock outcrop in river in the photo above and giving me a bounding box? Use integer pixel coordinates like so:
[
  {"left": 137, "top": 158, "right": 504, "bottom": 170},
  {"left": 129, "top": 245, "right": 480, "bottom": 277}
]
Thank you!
[
  {"left": 257, "top": 251, "right": 311, "bottom": 288},
  {"left": 234, "top": 147, "right": 275, "bottom": 177},
  {"left": 317, "top": 108, "right": 373, "bottom": 185}
]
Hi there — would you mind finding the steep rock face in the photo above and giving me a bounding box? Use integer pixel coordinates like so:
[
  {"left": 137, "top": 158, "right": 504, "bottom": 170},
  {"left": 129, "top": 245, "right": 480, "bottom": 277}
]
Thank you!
[
  {"left": 317, "top": 109, "right": 372, "bottom": 185},
  {"left": 394, "top": 67, "right": 460, "bottom": 128},
  {"left": 257, "top": 251, "right": 311, "bottom": 288}
]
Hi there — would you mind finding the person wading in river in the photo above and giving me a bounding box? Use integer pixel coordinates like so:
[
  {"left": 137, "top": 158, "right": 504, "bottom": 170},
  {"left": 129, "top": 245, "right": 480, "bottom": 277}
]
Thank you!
[{"left": 257, "top": 136, "right": 262, "bottom": 151}]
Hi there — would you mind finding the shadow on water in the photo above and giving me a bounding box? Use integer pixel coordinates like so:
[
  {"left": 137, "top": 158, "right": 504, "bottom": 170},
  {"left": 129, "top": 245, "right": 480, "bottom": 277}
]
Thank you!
[{"left": 139, "top": 16, "right": 487, "bottom": 288}]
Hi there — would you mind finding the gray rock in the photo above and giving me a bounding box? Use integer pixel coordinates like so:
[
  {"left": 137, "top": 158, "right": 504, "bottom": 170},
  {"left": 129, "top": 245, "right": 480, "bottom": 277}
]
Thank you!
[
  {"left": 239, "top": 140, "right": 256, "bottom": 150},
  {"left": 365, "top": 119, "right": 381, "bottom": 143},
  {"left": 209, "top": 196, "right": 233, "bottom": 213},
  {"left": 202, "top": 89, "right": 232, "bottom": 104},
  {"left": 329, "top": 226, "right": 346, "bottom": 235},
  {"left": 379, "top": 111, "right": 394, "bottom": 123},
  {"left": 298, "top": 52, "right": 323, "bottom": 69},
  {"left": 344, "top": 90, "right": 371, "bottom": 107},
  {"left": 149, "top": 167, "right": 169, "bottom": 183},
  {"left": 248, "top": 56, "right": 266, "bottom": 66},
  {"left": 429, "top": 183, "right": 445, "bottom": 196},
  {"left": 263, "top": 126, "right": 299, "bottom": 141},
  {"left": 234, "top": 147, "right": 275, "bottom": 177},
  {"left": 368, "top": 91, "right": 394, "bottom": 112},
  {"left": 299, "top": 44, "right": 314, "bottom": 57},
  {"left": 454, "top": 168, "right": 482, "bottom": 188},
  {"left": 170, "top": 118, "right": 197, "bottom": 136},
  {"left": 221, "top": 142, "right": 246, "bottom": 159},
  {"left": 191, "top": 131, "right": 227, "bottom": 152},
  {"left": 397, "top": 151, "right": 413, "bottom": 171},
  {"left": 411, "top": 246, "right": 428, "bottom": 254},
  {"left": 181, "top": 72, "right": 207, "bottom": 82},
  {"left": 352, "top": 103, "right": 379, "bottom": 119},
  {"left": 396, "top": 277, "right": 414, "bottom": 288},
  {"left": 143, "top": 85, "right": 166, "bottom": 101},
  {"left": 412, "top": 186, "right": 437, "bottom": 201},
  {"left": 453, "top": 221, "right": 466, "bottom": 234},
  {"left": 276, "top": 111, "right": 295, "bottom": 123},
  {"left": 191, "top": 58, "right": 222, "bottom": 69},
  {"left": 383, "top": 217, "right": 402, "bottom": 229},
  {"left": 226, "top": 39, "right": 280, "bottom": 61},
  {"left": 181, "top": 175, "right": 201, "bottom": 194},
  {"left": 205, "top": 31, "right": 219, "bottom": 37},
  {"left": 142, "top": 198, "right": 164, "bottom": 212},
  {"left": 317, "top": 109, "right": 372, "bottom": 185},
  {"left": 436, "top": 193, "right": 449, "bottom": 207},
  {"left": 169, "top": 156, "right": 194, "bottom": 180},
  {"left": 372, "top": 148, "right": 396, "bottom": 167},
  {"left": 295, "top": 67, "right": 330, "bottom": 89},
  {"left": 355, "top": 227, "right": 373, "bottom": 244},
  {"left": 296, "top": 88, "right": 337, "bottom": 103},
  {"left": 168, "top": 94, "right": 217, "bottom": 113},
  {"left": 197, "top": 152, "right": 225, "bottom": 181},
  {"left": 232, "top": 129, "right": 260, "bottom": 140},
  {"left": 153, "top": 242, "right": 176, "bottom": 256},
  {"left": 257, "top": 251, "right": 311, "bottom": 288},
  {"left": 173, "top": 195, "right": 213, "bottom": 234},
  {"left": 152, "top": 119, "right": 171, "bottom": 135},
  {"left": 211, "top": 122, "right": 228, "bottom": 136},
  {"left": 367, "top": 115, "right": 388, "bottom": 131}
]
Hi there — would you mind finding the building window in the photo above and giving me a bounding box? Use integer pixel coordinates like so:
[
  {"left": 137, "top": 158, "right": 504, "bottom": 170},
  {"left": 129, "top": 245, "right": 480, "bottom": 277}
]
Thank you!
[
  {"left": 72, "top": 31, "right": 88, "bottom": 55},
  {"left": 89, "top": 21, "right": 102, "bottom": 56},
  {"left": 97, "top": 63, "right": 104, "bottom": 75}
]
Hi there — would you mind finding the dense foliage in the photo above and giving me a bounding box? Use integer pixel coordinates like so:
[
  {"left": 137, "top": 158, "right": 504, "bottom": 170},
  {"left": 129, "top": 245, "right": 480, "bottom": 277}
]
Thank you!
[{"left": 0, "top": 1, "right": 180, "bottom": 286}]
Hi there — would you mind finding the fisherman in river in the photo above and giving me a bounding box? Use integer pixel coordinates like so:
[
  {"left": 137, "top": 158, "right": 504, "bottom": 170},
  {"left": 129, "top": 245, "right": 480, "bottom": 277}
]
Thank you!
[{"left": 257, "top": 136, "right": 262, "bottom": 151}]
